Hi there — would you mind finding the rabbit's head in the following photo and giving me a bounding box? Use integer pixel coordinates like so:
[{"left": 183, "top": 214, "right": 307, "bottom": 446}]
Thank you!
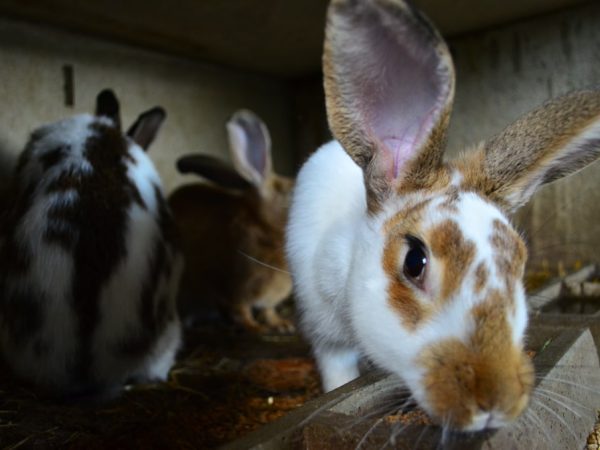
[
  {"left": 323, "top": 0, "right": 600, "bottom": 430},
  {"left": 178, "top": 109, "right": 293, "bottom": 224}
]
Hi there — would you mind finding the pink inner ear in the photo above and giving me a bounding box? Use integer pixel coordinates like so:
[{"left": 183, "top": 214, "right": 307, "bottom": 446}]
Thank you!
[
  {"left": 228, "top": 116, "right": 270, "bottom": 186},
  {"left": 381, "top": 106, "right": 436, "bottom": 179},
  {"left": 352, "top": 16, "right": 447, "bottom": 181},
  {"left": 235, "top": 121, "right": 267, "bottom": 177}
]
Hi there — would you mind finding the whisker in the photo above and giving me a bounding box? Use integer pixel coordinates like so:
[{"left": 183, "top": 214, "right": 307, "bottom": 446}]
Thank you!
[
  {"left": 287, "top": 389, "right": 366, "bottom": 449},
  {"left": 339, "top": 395, "right": 412, "bottom": 434},
  {"left": 340, "top": 404, "right": 397, "bottom": 433},
  {"left": 533, "top": 391, "right": 583, "bottom": 419},
  {"left": 412, "top": 421, "right": 433, "bottom": 450},
  {"left": 354, "top": 416, "right": 385, "bottom": 450},
  {"left": 534, "top": 386, "right": 591, "bottom": 417},
  {"left": 523, "top": 407, "right": 553, "bottom": 450},
  {"left": 530, "top": 397, "right": 579, "bottom": 443},
  {"left": 510, "top": 413, "right": 526, "bottom": 438},
  {"left": 237, "top": 250, "right": 290, "bottom": 274},
  {"left": 439, "top": 419, "right": 451, "bottom": 450},
  {"left": 289, "top": 389, "right": 356, "bottom": 444},
  {"left": 294, "top": 377, "right": 413, "bottom": 447},
  {"left": 536, "top": 375, "right": 600, "bottom": 395},
  {"left": 387, "top": 421, "right": 411, "bottom": 448},
  {"left": 377, "top": 433, "right": 391, "bottom": 450},
  {"left": 363, "top": 376, "right": 408, "bottom": 391},
  {"left": 536, "top": 363, "right": 600, "bottom": 370}
]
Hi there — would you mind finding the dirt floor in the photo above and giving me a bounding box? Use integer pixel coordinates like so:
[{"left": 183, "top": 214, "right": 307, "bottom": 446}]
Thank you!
[{"left": 0, "top": 322, "right": 321, "bottom": 450}]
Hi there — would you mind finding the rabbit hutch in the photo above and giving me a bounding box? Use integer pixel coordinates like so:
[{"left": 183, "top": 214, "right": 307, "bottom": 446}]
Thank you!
[{"left": 0, "top": 0, "right": 599, "bottom": 449}]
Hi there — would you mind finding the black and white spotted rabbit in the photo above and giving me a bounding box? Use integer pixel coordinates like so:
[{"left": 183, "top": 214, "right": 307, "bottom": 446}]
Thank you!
[{"left": 0, "top": 90, "right": 182, "bottom": 398}]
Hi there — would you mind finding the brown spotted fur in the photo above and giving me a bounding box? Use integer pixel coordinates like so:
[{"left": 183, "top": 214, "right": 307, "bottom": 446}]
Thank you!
[
  {"left": 474, "top": 263, "right": 488, "bottom": 294},
  {"left": 491, "top": 218, "right": 527, "bottom": 300},
  {"left": 420, "top": 292, "right": 534, "bottom": 428},
  {"left": 428, "top": 219, "right": 476, "bottom": 303},
  {"left": 383, "top": 237, "right": 429, "bottom": 330},
  {"left": 317, "top": 0, "right": 600, "bottom": 432}
]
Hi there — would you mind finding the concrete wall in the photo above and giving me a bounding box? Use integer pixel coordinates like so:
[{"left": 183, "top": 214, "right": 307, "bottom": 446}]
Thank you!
[
  {"left": 0, "top": 17, "right": 295, "bottom": 197},
  {"left": 447, "top": 2, "right": 600, "bottom": 271}
]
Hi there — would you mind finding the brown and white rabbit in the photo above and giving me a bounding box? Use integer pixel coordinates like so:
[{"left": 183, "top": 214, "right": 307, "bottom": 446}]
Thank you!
[
  {"left": 0, "top": 90, "right": 183, "bottom": 397},
  {"left": 286, "top": 0, "right": 600, "bottom": 432},
  {"left": 169, "top": 110, "right": 294, "bottom": 333}
]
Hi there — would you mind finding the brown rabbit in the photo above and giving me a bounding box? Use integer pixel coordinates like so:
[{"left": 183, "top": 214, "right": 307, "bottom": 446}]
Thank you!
[{"left": 169, "top": 110, "right": 294, "bottom": 333}]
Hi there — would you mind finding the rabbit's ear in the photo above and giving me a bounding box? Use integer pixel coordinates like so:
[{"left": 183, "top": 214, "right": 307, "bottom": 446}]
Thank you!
[
  {"left": 176, "top": 154, "right": 251, "bottom": 191},
  {"left": 95, "top": 89, "right": 121, "bottom": 130},
  {"left": 226, "top": 110, "right": 272, "bottom": 188},
  {"left": 324, "top": 0, "right": 454, "bottom": 211},
  {"left": 126, "top": 107, "right": 166, "bottom": 151},
  {"left": 460, "top": 89, "right": 600, "bottom": 213}
]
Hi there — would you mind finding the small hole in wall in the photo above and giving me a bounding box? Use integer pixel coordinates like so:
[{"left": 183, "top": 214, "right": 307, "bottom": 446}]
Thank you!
[{"left": 62, "top": 64, "right": 74, "bottom": 107}]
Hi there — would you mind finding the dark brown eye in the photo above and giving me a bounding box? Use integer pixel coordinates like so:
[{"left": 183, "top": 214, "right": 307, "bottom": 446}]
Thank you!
[{"left": 403, "top": 236, "right": 427, "bottom": 282}]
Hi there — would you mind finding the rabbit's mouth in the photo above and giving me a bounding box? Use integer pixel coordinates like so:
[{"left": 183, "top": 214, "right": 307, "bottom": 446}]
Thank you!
[
  {"left": 414, "top": 301, "right": 534, "bottom": 431},
  {"left": 418, "top": 344, "right": 533, "bottom": 431}
]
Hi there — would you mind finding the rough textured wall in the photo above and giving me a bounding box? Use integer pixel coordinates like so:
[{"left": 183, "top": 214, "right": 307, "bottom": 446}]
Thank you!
[
  {"left": 0, "top": 18, "right": 295, "bottom": 197},
  {"left": 446, "top": 2, "right": 600, "bottom": 272}
]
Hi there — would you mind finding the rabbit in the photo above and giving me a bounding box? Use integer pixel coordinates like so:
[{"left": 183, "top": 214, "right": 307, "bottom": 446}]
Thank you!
[
  {"left": 168, "top": 110, "right": 294, "bottom": 333},
  {"left": 286, "top": 0, "right": 600, "bottom": 432},
  {"left": 0, "top": 89, "right": 183, "bottom": 398}
]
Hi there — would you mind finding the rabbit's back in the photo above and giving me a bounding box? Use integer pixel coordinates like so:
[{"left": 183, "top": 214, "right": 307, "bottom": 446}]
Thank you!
[{"left": 0, "top": 113, "right": 181, "bottom": 394}]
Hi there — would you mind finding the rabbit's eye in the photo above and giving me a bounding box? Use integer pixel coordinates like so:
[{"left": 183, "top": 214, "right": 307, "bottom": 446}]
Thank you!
[{"left": 403, "top": 236, "right": 427, "bottom": 283}]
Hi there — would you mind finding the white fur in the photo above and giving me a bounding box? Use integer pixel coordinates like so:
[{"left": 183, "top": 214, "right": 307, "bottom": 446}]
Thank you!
[
  {"left": 1, "top": 115, "right": 95, "bottom": 390},
  {"left": 0, "top": 115, "right": 181, "bottom": 393},
  {"left": 287, "top": 142, "right": 365, "bottom": 348},
  {"left": 291, "top": 0, "right": 600, "bottom": 434},
  {"left": 286, "top": 141, "right": 530, "bottom": 430}
]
